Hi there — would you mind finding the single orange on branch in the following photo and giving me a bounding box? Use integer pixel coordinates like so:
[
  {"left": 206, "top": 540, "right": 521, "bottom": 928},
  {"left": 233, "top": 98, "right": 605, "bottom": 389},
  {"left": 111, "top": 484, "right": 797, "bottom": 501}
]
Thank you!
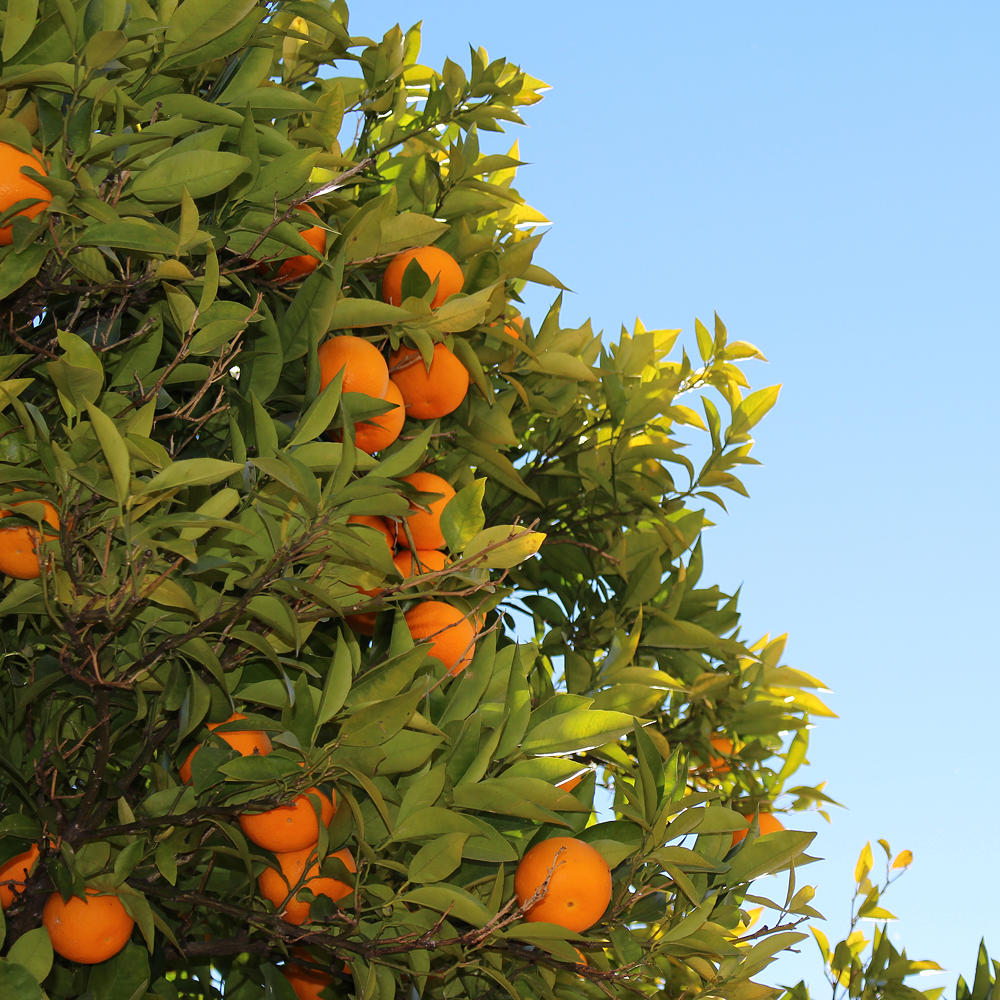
[
  {"left": 397, "top": 470, "right": 455, "bottom": 550},
  {"left": 0, "top": 142, "right": 51, "bottom": 246},
  {"left": 404, "top": 600, "right": 476, "bottom": 676},
  {"left": 388, "top": 343, "right": 469, "bottom": 419},
  {"left": 731, "top": 811, "right": 785, "bottom": 846},
  {"left": 353, "top": 378, "right": 405, "bottom": 454},
  {"left": 0, "top": 842, "right": 41, "bottom": 909},
  {"left": 707, "top": 735, "right": 734, "bottom": 774},
  {"left": 283, "top": 953, "right": 337, "bottom": 1000},
  {"left": 514, "top": 836, "right": 612, "bottom": 933},
  {"left": 0, "top": 496, "right": 60, "bottom": 580},
  {"left": 239, "top": 787, "right": 336, "bottom": 853},
  {"left": 393, "top": 548, "right": 449, "bottom": 581},
  {"left": 318, "top": 335, "right": 390, "bottom": 401},
  {"left": 267, "top": 204, "right": 327, "bottom": 284},
  {"left": 179, "top": 712, "right": 273, "bottom": 784},
  {"left": 381, "top": 245, "right": 464, "bottom": 308},
  {"left": 343, "top": 514, "right": 396, "bottom": 635},
  {"left": 42, "top": 887, "right": 135, "bottom": 964}
]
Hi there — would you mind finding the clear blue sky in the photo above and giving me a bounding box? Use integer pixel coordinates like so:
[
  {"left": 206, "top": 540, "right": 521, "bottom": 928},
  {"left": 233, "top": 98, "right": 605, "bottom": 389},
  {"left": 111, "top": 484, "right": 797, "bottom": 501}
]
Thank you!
[{"left": 350, "top": 2, "right": 1000, "bottom": 990}]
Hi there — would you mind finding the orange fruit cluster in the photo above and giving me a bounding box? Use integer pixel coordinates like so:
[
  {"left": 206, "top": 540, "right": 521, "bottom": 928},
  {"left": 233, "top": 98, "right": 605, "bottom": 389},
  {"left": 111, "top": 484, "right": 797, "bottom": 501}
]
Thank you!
[
  {"left": 317, "top": 334, "right": 405, "bottom": 456},
  {"left": 514, "top": 837, "right": 612, "bottom": 933},
  {"left": 176, "top": 713, "right": 351, "bottom": 930},
  {"left": 258, "top": 844, "right": 356, "bottom": 926},
  {"left": 340, "top": 472, "right": 476, "bottom": 675}
]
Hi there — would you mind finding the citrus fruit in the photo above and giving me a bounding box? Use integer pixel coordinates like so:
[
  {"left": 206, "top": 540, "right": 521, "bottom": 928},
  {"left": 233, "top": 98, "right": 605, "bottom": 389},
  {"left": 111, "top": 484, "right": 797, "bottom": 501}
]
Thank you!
[
  {"left": 258, "top": 845, "right": 356, "bottom": 926},
  {"left": 397, "top": 471, "right": 455, "bottom": 550},
  {"left": 283, "top": 955, "right": 336, "bottom": 1000},
  {"left": 0, "top": 496, "right": 60, "bottom": 579},
  {"left": 42, "top": 888, "right": 135, "bottom": 964},
  {"left": 344, "top": 514, "right": 396, "bottom": 635},
  {"left": 505, "top": 316, "right": 524, "bottom": 339},
  {"left": 388, "top": 343, "right": 470, "bottom": 419},
  {"left": 0, "top": 842, "right": 40, "bottom": 909},
  {"left": 381, "top": 245, "right": 464, "bottom": 308},
  {"left": 0, "top": 143, "right": 51, "bottom": 246},
  {"left": 273, "top": 205, "right": 327, "bottom": 283},
  {"left": 392, "top": 548, "right": 448, "bottom": 581},
  {"left": 731, "top": 811, "right": 785, "bottom": 846},
  {"left": 239, "top": 787, "right": 336, "bottom": 853},
  {"left": 556, "top": 772, "right": 584, "bottom": 793},
  {"left": 707, "top": 735, "right": 734, "bottom": 774},
  {"left": 403, "top": 600, "right": 475, "bottom": 676},
  {"left": 354, "top": 378, "right": 405, "bottom": 454},
  {"left": 514, "top": 836, "right": 612, "bottom": 933},
  {"left": 317, "top": 335, "right": 389, "bottom": 400},
  {"left": 179, "top": 712, "right": 273, "bottom": 785}
]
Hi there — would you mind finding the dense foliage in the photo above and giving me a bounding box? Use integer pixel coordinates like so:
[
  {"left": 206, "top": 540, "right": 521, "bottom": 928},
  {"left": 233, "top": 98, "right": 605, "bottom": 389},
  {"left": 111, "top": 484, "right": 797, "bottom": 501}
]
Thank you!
[{"left": 0, "top": 2, "right": 986, "bottom": 998}]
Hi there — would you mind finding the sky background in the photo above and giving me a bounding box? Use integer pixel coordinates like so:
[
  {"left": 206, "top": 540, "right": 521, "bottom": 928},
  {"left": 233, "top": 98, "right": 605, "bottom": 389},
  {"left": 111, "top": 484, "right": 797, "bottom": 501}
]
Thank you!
[{"left": 348, "top": 3, "right": 1000, "bottom": 991}]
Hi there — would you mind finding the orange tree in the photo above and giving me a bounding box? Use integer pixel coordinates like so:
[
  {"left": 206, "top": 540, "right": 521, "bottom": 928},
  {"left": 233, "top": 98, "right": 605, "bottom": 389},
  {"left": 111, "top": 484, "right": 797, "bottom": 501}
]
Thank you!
[{"left": 0, "top": 2, "right": 955, "bottom": 999}]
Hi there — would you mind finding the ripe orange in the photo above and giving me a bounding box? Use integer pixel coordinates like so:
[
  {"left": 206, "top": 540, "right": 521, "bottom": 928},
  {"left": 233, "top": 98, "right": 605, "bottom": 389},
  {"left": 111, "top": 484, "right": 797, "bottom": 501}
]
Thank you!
[
  {"left": 239, "top": 787, "right": 336, "bottom": 853},
  {"left": 317, "top": 335, "right": 389, "bottom": 400},
  {"left": 490, "top": 315, "right": 523, "bottom": 340},
  {"left": 514, "top": 837, "right": 612, "bottom": 933},
  {"left": 0, "top": 843, "right": 40, "bottom": 909},
  {"left": 381, "top": 246, "right": 464, "bottom": 308},
  {"left": 403, "top": 600, "right": 475, "bottom": 676},
  {"left": 392, "top": 548, "right": 448, "bottom": 580},
  {"left": 556, "top": 773, "right": 584, "bottom": 793},
  {"left": 42, "top": 888, "right": 135, "bottom": 964},
  {"left": 397, "top": 471, "right": 455, "bottom": 550},
  {"left": 0, "top": 496, "right": 59, "bottom": 579},
  {"left": 273, "top": 205, "right": 327, "bottom": 284},
  {"left": 354, "top": 378, "right": 405, "bottom": 454},
  {"left": 0, "top": 143, "right": 51, "bottom": 246},
  {"left": 258, "top": 845, "right": 356, "bottom": 926},
  {"left": 284, "top": 955, "right": 335, "bottom": 1000},
  {"left": 707, "top": 735, "right": 734, "bottom": 774},
  {"left": 179, "top": 712, "right": 273, "bottom": 784},
  {"left": 731, "top": 811, "right": 785, "bottom": 846},
  {"left": 388, "top": 343, "right": 470, "bottom": 419},
  {"left": 344, "top": 514, "right": 396, "bottom": 635}
]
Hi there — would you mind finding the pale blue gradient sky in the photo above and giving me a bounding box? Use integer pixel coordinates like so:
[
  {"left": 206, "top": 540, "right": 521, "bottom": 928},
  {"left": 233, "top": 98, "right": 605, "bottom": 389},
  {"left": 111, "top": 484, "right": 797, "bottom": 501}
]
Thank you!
[{"left": 349, "top": 2, "right": 1000, "bottom": 990}]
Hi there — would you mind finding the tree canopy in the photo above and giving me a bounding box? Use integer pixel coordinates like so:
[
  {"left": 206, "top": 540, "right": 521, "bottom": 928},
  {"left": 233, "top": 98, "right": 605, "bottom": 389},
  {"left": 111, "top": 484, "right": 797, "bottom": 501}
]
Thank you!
[{"left": 0, "top": 2, "right": 988, "bottom": 999}]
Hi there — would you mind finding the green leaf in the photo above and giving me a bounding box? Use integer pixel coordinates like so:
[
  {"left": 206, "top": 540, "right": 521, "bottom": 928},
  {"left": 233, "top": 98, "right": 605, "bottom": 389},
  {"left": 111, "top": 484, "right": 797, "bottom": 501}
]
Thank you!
[
  {"left": 406, "top": 833, "right": 467, "bottom": 883},
  {"left": 521, "top": 709, "right": 637, "bottom": 756},
  {"left": 726, "top": 830, "right": 817, "bottom": 884},
  {"left": 329, "top": 298, "right": 412, "bottom": 328},
  {"left": 5, "top": 928, "right": 51, "bottom": 985},
  {"left": 0, "top": 244, "right": 47, "bottom": 301},
  {"left": 402, "top": 885, "right": 492, "bottom": 928},
  {"left": 86, "top": 404, "right": 131, "bottom": 504},
  {"left": 462, "top": 525, "right": 545, "bottom": 569},
  {"left": 2, "top": 0, "right": 40, "bottom": 61},
  {"left": 286, "top": 371, "right": 342, "bottom": 449},
  {"left": 132, "top": 151, "right": 251, "bottom": 204},
  {"left": 137, "top": 459, "right": 244, "bottom": 493},
  {"left": 0, "top": 961, "right": 43, "bottom": 1000},
  {"left": 76, "top": 220, "right": 179, "bottom": 254},
  {"left": 440, "top": 479, "right": 485, "bottom": 551}
]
